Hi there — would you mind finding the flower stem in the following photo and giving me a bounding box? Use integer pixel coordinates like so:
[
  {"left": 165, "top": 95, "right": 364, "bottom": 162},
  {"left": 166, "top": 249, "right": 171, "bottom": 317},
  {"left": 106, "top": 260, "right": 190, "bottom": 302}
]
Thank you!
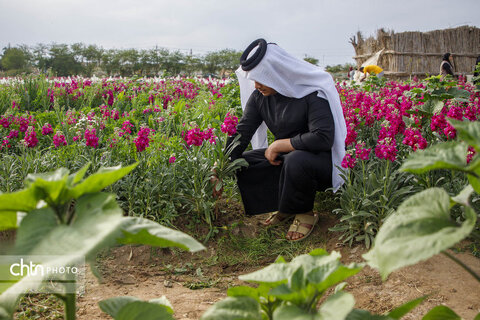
[{"left": 442, "top": 250, "right": 480, "bottom": 283}]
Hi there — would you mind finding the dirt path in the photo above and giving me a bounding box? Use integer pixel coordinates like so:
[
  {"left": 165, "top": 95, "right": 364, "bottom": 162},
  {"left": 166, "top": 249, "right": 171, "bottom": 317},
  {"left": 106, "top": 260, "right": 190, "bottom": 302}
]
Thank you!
[{"left": 76, "top": 214, "right": 480, "bottom": 319}]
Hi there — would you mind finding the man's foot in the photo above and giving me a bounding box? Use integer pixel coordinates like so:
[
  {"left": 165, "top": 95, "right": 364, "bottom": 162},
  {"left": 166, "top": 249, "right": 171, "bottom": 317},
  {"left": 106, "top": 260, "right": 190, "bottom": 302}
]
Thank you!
[
  {"left": 286, "top": 212, "right": 318, "bottom": 241},
  {"left": 261, "top": 211, "right": 293, "bottom": 226}
]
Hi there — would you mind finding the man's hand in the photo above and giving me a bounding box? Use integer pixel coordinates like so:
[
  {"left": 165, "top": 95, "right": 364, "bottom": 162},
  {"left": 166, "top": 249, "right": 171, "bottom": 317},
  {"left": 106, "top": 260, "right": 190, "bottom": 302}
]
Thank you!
[{"left": 265, "top": 139, "right": 295, "bottom": 166}]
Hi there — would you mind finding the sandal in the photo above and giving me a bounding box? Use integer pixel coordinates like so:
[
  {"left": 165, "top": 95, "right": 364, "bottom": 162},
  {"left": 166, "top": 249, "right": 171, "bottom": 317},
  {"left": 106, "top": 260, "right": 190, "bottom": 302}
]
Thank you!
[
  {"left": 286, "top": 212, "right": 319, "bottom": 241},
  {"left": 261, "top": 211, "right": 293, "bottom": 226}
]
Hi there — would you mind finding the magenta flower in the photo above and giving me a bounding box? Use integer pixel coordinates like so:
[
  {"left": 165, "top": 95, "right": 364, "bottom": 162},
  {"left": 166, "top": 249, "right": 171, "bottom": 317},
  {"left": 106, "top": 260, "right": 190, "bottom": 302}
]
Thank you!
[
  {"left": 467, "top": 146, "right": 476, "bottom": 164},
  {"left": 85, "top": 128, "right": 99, "bottom": 148},
  {"left": 2, "top": 138, "right": 11, "bottom": 149},
  {"left": 375, "top": 137, "right": 397, "bottom": 162},
  {"left": 221, "top": 113, "right": 238, "bottom": 136},
  {"left": 42, "top": 123, "right": 54, "bottom": 135},
  {"left": 183, "top": 128, "right": 205, "bottom": 146},
  {"left": 355, "top": 142, "right": 371, "bottom": 161},
  {"left": 341, "top": 153, "right": 357, "bottom": 168},
  {"left": 53, "top": 132, "right": 67, "bottom": 148},
  {"left": 18, "top": 117, "right": 29, "bottom": 132},
  {"left": 134, "top": 127, "right": 152, "bottom": 152},
  {"left": 169, "top": 156, "right": 176, "bottom": 163},
  {"left": 7, "top": 130, "right": 19, "bottom": 139},
  {"left": 23, "top": 126, "right": 38, "bottom": 148},
  {"left": 402, "top": 128, "right": 427, "bottom": 151}
]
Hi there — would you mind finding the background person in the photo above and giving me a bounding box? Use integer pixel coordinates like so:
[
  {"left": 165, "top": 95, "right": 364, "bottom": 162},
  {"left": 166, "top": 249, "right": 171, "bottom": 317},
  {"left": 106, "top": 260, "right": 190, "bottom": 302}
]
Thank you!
[
  {"left": 440, "top": 52, "right": 455, "bottom": 79},
  {"left": 358, "top": 64, "right": 384, "bottom": 82},
  {"left": 222, "top": 39, "right": 346, "bottom": 241},
  {"left": 473, "top": 55, "right": 480, "bottom": 85}
]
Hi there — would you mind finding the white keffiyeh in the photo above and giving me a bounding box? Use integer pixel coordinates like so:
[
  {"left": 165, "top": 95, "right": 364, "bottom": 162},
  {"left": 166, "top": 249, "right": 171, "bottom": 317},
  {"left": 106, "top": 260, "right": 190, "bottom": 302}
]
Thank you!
[{"left": 235, "top": 43, "right": 347, "bottom": 192}]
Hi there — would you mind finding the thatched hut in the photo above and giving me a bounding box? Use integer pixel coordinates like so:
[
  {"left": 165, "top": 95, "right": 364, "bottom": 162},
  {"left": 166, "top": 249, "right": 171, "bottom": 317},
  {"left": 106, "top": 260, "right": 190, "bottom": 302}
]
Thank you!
[{"left": 351, "top": 25, "right": 480, "bottom": 78}]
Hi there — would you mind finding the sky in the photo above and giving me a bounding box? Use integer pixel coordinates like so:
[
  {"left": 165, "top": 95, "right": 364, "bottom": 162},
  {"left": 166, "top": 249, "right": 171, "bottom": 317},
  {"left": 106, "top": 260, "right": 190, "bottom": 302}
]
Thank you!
[{"left": 0, "top": 0, "right": 479, "bottom": 68}]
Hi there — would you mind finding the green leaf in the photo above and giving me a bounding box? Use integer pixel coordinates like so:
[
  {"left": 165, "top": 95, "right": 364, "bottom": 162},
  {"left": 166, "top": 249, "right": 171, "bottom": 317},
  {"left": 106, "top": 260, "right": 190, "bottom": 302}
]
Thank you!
[
  {"left": 14, "top": 207, "right": 58, "bottom": 255},
  {"left": 1, "top": 192, "right": 204, "bottom": 318},
  {"left": 474, "top": 312, "right": 480, "bottom": 320},
  {"left": 99, "top": 296, "right": 174, "bottom": 320},
  {"left": 363, "top": 188, "right": 477, "bottom": 279},
  {"left": 290, "top": 266, "right": 306, "bottom": 291},
  {"left": 447, "top": 87, "right": 471, "bottom": 101},
  {"left": 118, "top": 217, "right": 205, "bottom": 252},
  {"left": 239, "top": 251, "right": 341, "bottom": 284},
  {"left": 387, "top": 296, "right": 427, "bottom": 319},
  {"left": 432, "top": 100, "right": 444, "bottom": 114},
  {"left": 99, "top": 296, "right": 140, "bottom": 318},
  {"left": 116, "top": 301, "right": 174, "bottom": 320},
  {"left": 346, "top": 309, "right": 392, "bottom": 320},
  {"left": 0, "top": 188, "right": 42, "bottom": 213},
  {"left": 26, "top": 168, "right": 69, "bottom": 204},
  {"left": 227, "top": 286, "right": 259, "bottom": 300},
  {"left": 319, "top": 291, "right": 355, "bottom": 320},
  {"left": 68, "top": 163, "right": 139, "bottom": 199},
  {"left": 0, "top": 212, "right": 17, "bottom": 231},
  {"left": 450, "top": 119, "right": 480, "bottom": 151},
  {"left": 422, "top": 305, "right": 461, "bottom": 320},
  {"left": 451, "top": 185, "right": 474, "bottom": 207},
  {"left": 400, "top": 142, "right": 468, "bottom": 174},
  {"left": 307, "top": 262, "right": 363, "bottom": 293},
  {"left": 200, "top": 296, "right": 262, "bottom": 320},
  {"left": 71, "top": 162, "right": 91, "bottom": 185},
  {"left": 272, "top": 292, "right": 354, "bottom": 320},
  {"left": 272, "top": 304, "right": 319, "bottom": 320}
]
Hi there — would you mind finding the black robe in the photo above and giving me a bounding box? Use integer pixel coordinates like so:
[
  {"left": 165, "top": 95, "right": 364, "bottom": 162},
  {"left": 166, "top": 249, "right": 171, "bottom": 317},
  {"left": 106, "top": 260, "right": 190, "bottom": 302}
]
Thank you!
[{"left": 227, "top": 89, "right": 335, "bottom": 215}]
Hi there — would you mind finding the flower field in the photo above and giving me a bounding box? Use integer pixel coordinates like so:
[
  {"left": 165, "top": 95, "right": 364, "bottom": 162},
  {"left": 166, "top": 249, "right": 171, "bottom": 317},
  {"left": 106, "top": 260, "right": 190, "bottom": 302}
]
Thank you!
[
  {"left": 0, "top": 76, "right": 245, "bottom": 237},
  {"left": 0, "top": 75, "right": 479, "bottom": 243},
  {"left": 1, "top": 74, "right": 480, "bottom": 319}
]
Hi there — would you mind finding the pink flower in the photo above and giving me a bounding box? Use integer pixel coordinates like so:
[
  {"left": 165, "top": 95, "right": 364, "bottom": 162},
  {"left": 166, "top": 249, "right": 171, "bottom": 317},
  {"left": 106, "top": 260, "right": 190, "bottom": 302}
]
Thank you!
[
  {"left": 42, "top": 123, "right": 54, "bottom": 135},
  {"left": 134, "top": 127, "right": 152, "bottom": 152},
  {"left": 23, "top": 126, "right": 38, "bottom": 148},
  {"left": 221, "top": 113, "right": 238, "bottom": 136},
  {"left": 2, "top": 138, "right": 11, "bottom": 149},
  {"left": 169, "top": 156, "right": 176, "bottom": 163},
  {"left": 375, "top": 137, "right": 397, "bottom": 162},
  {"left": 402, "top": 128, "right": 427, "bottom": 151},
  {"left": 341, "top": 153, "right": 357, "bottom": 168},
  {"left": 345, "top": 125, "right": 358, "bottom": 146},
  {"left": 355, "top": 142, "right": 371, "bottom": 161},
  {"left": 53, "top": 132, "right": 67, "bottom": 148},
  {"left": 183, "top": 128, "right": 205, "bottom": 146},
  {"left": 85, "top": 128, "right": 99, "bottom": 148},
  {"left": 7, "top": 130, "right": 19, "bottom": 139},
  {"left": 467, "top": 146, "right": 476, "bottom": 164}
]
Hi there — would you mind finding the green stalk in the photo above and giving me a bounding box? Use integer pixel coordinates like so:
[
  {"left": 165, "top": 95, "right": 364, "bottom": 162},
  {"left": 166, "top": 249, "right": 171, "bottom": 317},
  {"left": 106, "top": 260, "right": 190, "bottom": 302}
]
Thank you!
[
  {"left": 383, "top": 160, "right": 390, "bottom": 197},
  {"left": 64, "top": 293, "right": 76, "bottom": 320},
  {"left": 442, "top": 250, "right": 480, "bottom": 283}
]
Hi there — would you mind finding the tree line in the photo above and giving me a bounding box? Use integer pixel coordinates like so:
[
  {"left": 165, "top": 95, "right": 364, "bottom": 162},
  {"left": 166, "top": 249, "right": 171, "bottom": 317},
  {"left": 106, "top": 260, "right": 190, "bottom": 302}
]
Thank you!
[{"left": 0, "top": 43, "right": 244, "bottom": 77}]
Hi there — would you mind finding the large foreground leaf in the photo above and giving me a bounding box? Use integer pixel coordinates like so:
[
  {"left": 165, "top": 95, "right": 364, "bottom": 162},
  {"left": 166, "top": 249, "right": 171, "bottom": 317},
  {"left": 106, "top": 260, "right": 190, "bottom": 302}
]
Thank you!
[
  {"left": 400, "top": 142, "right": 468, "bottom": 174},
  {"left": 272, "top": 291, "right": 354, "bottom": 320},
  {"left": 200, "top": 296, "right": 262, "bottom": 320},
  {"left": 67, "top": 163, "right": 139, "bottom": 199},
  {"left": 449, "top": 119, "right": 480, "bottom": 151},
  {"left": 0, "top": 192, "right": 204, "bottom": 318},
  {"left": 363, "top": 188, "right": 476, "bottom": 279},
  {"left": 99, "top": 296, "right": 174, "bottom": 320},
  {"left": 118, "top": 217, "right": 205, "bottom": 252},
  {"left": 239, "top": 250, "right": 341, "bottom": 284},
  {"left": 422, "top": 306, "right": 461, "bottom": 320}
]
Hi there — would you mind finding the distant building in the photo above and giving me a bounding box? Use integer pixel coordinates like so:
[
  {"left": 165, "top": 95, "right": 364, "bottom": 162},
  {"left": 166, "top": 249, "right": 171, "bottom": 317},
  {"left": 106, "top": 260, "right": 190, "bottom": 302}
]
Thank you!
[{"left": 350, "top": 25, "right": 480, "bottom": 79}]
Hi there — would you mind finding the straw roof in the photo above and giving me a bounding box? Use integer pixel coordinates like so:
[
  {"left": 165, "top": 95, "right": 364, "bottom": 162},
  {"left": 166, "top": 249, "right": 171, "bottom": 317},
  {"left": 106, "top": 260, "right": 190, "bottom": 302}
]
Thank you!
[{"left": 351, "top": 26, "right": 480, "bottom": 78}]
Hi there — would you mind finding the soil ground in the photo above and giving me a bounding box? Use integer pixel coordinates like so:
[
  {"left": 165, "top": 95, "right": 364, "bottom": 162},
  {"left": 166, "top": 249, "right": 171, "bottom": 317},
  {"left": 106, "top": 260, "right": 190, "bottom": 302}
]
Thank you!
[{"left": 74, "top": 211, "right": 480, "bottom": 320}]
